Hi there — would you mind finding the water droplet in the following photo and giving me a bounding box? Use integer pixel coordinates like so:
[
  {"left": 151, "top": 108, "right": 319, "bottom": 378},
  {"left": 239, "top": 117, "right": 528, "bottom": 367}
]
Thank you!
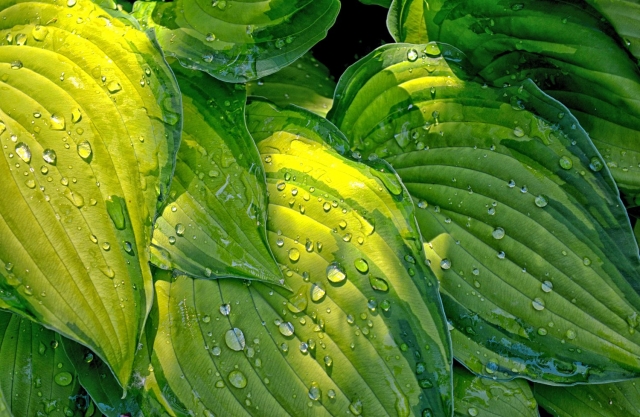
[
  {"left": 468, "top": 407, "right": 478, "bottom": 416},
  {"left": 202, "top": 315, "right": 211, "bottom": 323},
  {"left": 77, "top": 141, "right": 92, "bottom": 161},
  {"left": 280, "top": 342, "right": 289, "bottom": 352},
  {"left": 175, "top": 223, "right": 185, "bottom": 236},
  {"left": 407, "top": 49, "right": 418, "bottom": 62},
  {"left": 589, "top": 156, "right": 603, "bottom": 172},
  {"left": 440, "top": 259, "right": 451, "bottom": 270},
  {"left": 541, "top": 281, "right": 553, "bottom": 293},
  {"left": 43, "top": 149, "right": 57, "bottom": 165},
  {"left": 32, "top": 25, "right": 48, "bottom": 41},
  {"left": 106, "top": 81, "right": 122, "bottom": 93},
  {"left": 369, "top": 276, "right": 389, "bottom": 292},
  {"left": 10, "top": 60, "right": 23, "bottom": 69},
  {"left": 583, "top": 257, "right": 591, "bottom": 266},
  {"left": 228, "top": 370, "right": 247, "bottom": 389},
  {"left": 168, "top": 236, "right": 176, "bottom": 245},
  {"left": 225, "top": 328, "right": 245, "bottom": 351},
  {"left": 50, "top": 114, "right": 65, "bottom": 130},
  {"left": 535, "top": 194, "right": 548, "bottom": 208},
  {"left": 279, "top": 321, "right": 294, "bottom": 336},
  {"left": 559, "top": 156, "right": 573, "bottom": 170},
  {"left": 308, "top": 382, "right": 321, "bottom": 401},
  {"left": 349, "top": 399, "right": 363, "bottom": 416},
  {"left": 511, "top": 3, "right": 524, "bottom": 10},
  {"left": 15, "top": 143, "right": 31, "bottom": 163},
  {"left": 417, "top": 200, "right": 428, "bottom": 209},
  {"left": 67, "top": 0, "right": 77, "bottom": 6},
  {"left": 492, "top": 227, "right": 505, "bottom": 239},
  {"left": 324, "top": 355, "right": 333, "bottom": 367},
  {"left": 288, "top": 248, "right": 300, "bottom": 262},
  {"left": 497, "top": 251, "right": 506, "bottom": 259},
  {"left": 206, "top": 33, "right": 216, "bottom": 42},
  {"left": 537, "top": 327, "right": 548, "bottom": 336},
  {"left": 566, "top": 329, "right": 576, "bottom": 340},
  {"left": 354, "top": 258, "right": 369, "bottom": 273},
  {"left": 326, "top": 263, "right": 346, "bottom": 283},
  {"left": 54, "top": 372, "right": 73, "bottom": 387},
  {"left": 220, "top": 303, "right": 231, "bottom": 315},
  {"left": 513, "top": 127, "right": 525, "bottom": 137},
  {"left": 276, "top": 238, "right": 284, "bottom": 247},
  {"left": 328, "top": 389, "right": 336, "bottom": 400},
  {"left": 311, "top": 283, "right": 326, "bottom": 302},
  {"left": 532, "top": 297, "right": 546, "bottom": 311}
]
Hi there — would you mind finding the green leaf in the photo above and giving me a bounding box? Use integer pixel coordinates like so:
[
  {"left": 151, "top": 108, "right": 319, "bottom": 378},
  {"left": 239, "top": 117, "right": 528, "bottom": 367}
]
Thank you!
[
  {"left": 0, "top": 310, "right": 85, "bottom": 416},
  {"left": 361, "top": 0, "right": 393, "bottom": 7},
  {"left": 389, "top": 0, "right": 640, "bottom": 200},
  {"left": 150, "top": 63, "right": 281, "bottom": 284},
  {"left": 0, "top": 0, "right": 182, "bottom": 386},
  {"left": 61, "top": 332, "right": 177, "bottom": 417},
  {"left": 147, "top": 101, "right": 453, "bottom": 417},
  {"left": 585, "top": 0, "right": 640, "bottom": 62},
  {"left": 534, "top": 378, "right": 640, "bottom": 416},
  {"left": 132, "top": 0, "right": 341, "bottom": 83},
  {"left": 246, "top": 53, "right": 335, "bottom": 117},
  {"left": 387, "top": 0, "right": 430, "bottom": 43},
  {"left": 453, "top": 365, "right": 538, "bottom": 417},
  {"left": 329, "top": 42, "right": 640, "bottom": 384}
]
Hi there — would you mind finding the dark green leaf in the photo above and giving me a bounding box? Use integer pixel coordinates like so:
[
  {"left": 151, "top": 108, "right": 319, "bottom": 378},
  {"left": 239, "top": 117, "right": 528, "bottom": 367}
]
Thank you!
[
  {"left": 150, "top": 63, "right": 281, "bottom": 284},
  {"left": 535, "top": 378, "right": 640, "bottom": 416},
  {"left": 0, "top": 310, "right": 85, "bottom": 416},
  {"left": 329, "top": 42, "right": 640, "bottom": 384},
  {"left": 585, "top": 0, "right": 640, "bottom": 62},
  {"left": 0, "top": 0, "right": 182, "bottom": 386},
  {"left": 132, "top": 0, "right": 340, "bottom": 83}
]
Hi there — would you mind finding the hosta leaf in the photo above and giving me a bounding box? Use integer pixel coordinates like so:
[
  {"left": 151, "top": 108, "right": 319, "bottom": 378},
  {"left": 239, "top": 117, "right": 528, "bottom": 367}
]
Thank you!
[
  {"left": 329, "top": 42, "right": 640, "bottom": 384},
  {"left": 246, "top": 53, "right": 335, "bottom": 117},
  {"left": 61, "top": 332, "right": 176, "bottom": 417},
  {"left": 585, "top": 0, "right": 640, "bottom": 62},
  {"left": 0, "top": 310, "right": 85, "bottom": 416},
  {"left": 453, "top": 365, "right": 538, "bottom": 417},
  {"left": 361, "top": 0, "right": 393, "bottom": 7},
  {"left": 147, "top": 101, "right": 453, "bottom": 417},
  {"left": 0, "top": 0, "right": 182, "bottom": 386},
  {"left": 388, "top": 0, "right": 640, "bottom": 200},
  {"left": 132, "top": 0, "right": 340, "bottom": 83},
  {"left": 150, "top": 63, "right": 281, "bottom": 284},
  {"left": 387, "top": 0, "right": 430, "bottom": 44},
  {"left": 534, "top": 379, "right": 640, "bottom": 416}
]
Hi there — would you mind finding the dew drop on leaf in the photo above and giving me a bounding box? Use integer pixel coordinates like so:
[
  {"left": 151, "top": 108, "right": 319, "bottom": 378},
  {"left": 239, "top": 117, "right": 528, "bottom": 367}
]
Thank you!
[{"left": 224, "top": 328, "right": 245, "bottom": 351}]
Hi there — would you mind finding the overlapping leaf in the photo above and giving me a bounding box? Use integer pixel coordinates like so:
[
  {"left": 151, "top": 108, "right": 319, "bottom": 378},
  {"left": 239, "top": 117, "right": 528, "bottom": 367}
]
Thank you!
[
  {"left": 61, "top": 331, "right": 175, "bottom": 417},
  {"left": 0, "top": 310, "right": 85, "bottom": 416},
  {"left": 0, "top": 0, "right": 182, "bottom": 386},
  {"left": 535, "top": 378, "right": 640, "bottom": 416},
  {"left": 387, "top": 0, "right": 429, "bottom": 43},
  {"left": 146, "top": 101, "right": 453, "bottom": 417},
  {"left": 132, "top": 0, "right": 340, "bottom": 83},
  {"left": 453, "top": 365, "right": 538, "bottom": 417},
  {"left": 387, "top": 0, "right": 640, "bottom": 201},
  {"left": 329, "top": 42, "right": 640, "bottom": 384},
  {"left": 150, "top": 63, "right": 281, "bottom": 284},
  {"left": 585, "top": 0, "right": 640, "bottom": 62},
  {"left": 246, "top": 53, "right": 335, "bottom": 117}
]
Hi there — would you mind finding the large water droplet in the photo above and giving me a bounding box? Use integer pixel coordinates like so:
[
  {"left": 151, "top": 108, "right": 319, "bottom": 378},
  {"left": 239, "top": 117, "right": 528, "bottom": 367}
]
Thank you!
[
  {"left": 54, "top": 372, "right": 73, "bottom": 387},
  {"left": 225, "top": 328, "right": 245, "bottom": 351},
  {"left": 279, "top": 321, "right": 294, "bottom": 337},
  {"left": 534, "top": 194, "right": 548, "bottom": 208},
  {"left": 559, "top": 156, "right": 573, "bottom": 170},
  {"left": 532, "top": 298, "right": 546, "bottom": 311},
  {"left": 220, "top": 303, "right": 231, "bottom": 316},
  {"left": 175, "top": 223, "right": 185, "bottom": 236},
  {"left": 310, "top": 283, "right": 326, "bottom": 302},
  {"left": 308, "top": 382, "right": 321, "bottom": 401},
  {"left": 77, "top": 141, "right": 92, "bottom": 161},
  {"left": 43, "top": 149, "right": 57, "bottom": 165},
  {"left": 440, "top": 259, "right": 451, "bottom": 270},
  {"left": 50, "top": 114, "right": 65, "bottom": 130},
  {"left": 228, "top": 370, "right": 247, "bottom": 389},
  {"left": 491, "top": 227, "right": 505, "bottom": 240},
  {"left": 369, "top": 276, "right": 389, "bottom": 292},
  {"left": 288, "top": 248, "right": 300, "bottom": 262},
  {"left": 407, "top": 49, "right": 418, "bottom": 62},
  {"left": 15, "top": 142, "right": 31, "bottom": 163},
  {"left": 107, "top": 81, "right": 122, "bottom": 93},
  {"left": 589, "top": 156, "right": 603, "bottom": 172},
  {"left": 326, "top": 262, "right": 346, "bottom": 283},
  {"left": 32, "top": 25, "right": 48, "bottom": 41},
  {"left": 541, "top": 280, "right": 553, "bottom": 293},
  {"left": 354, "top": 258, "right": 369, "bottom": 273}
]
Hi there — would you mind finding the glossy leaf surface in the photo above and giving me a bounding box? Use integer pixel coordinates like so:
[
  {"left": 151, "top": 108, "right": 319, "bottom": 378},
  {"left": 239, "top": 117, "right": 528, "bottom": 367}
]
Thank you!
[
  {"left": 132, "top": 0, "right": 340, "bottom": 83},
  {"left": 535, "top": 378, "right": 640, "bottom": 416},
  {"left": 387, "top": 0, "right": 640, "bottom": 200},
  {"left": 329, "top": 42, "right": 640, "bottom": 384},
  {"left": 453, "top": 366, "right": 538, "bottom": 417},
  {"left": 0, "top": 0, "right": 182, "bottom": 386},
  {"left": 151, "top": 63, "right": 281, "bottom": 284},
  {"left": 147, "top": 101, "right": 453, "bottom": 417},
  {"left": 246, "top": 53, "right": 335, "bottom": 117},
  {"left": 0, "top": 310, "right": 84, "bottom": 416},
  {"left": 586, "top": 0, "right": 640, "bottom": 61}
]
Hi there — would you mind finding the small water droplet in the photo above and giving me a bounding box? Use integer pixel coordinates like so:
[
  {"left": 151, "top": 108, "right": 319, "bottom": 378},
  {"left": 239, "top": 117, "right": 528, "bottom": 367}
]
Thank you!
[
  {"left": 50, "top": 114, "right": 65, "bottom": 130},
  {"left": 15, "top": 143, "right": 31, "bottom": 163},
  {"left": 279, "top": 321, "right": 294, "bottom": 336},
  {"left": 43, "top": 149, "right": 57, "bottom": 165},
  {"left": 440, "top": 259, "right": 451, "bottom": 270},
  {"left": 107, "top": 81, "right": 122, "bottom": 93},
  {"left": 308, "top": 382, "right": 321, "bottom": 401},
  {"left": 541, "top": 281, "right": 553, "bottom": 293},
  {"left": 583, "top": 257, "right": 591, "bottom": 266},
  {"left": 311, "top": 283, "right": 326, "bottom": 302},
  {"left": 492, "top": 227, "right": 505, "bottom": 239},
  {"left": 589, "top": 156, "right": 603, "bottom": 172},
  {"left": 369, "top": 276, "right": 389, "bottom": 292},
  {"left": 349, "top": 399, "right": 363, "bottom": 416},
  {"left": 534, "top": 194, "right": 548, "bottom": 208},
  {"left": 566, "top": 329, "right": 576, "bottom": 340},
  {"left": 354, "top": 258, "right": 369, "bottom": 273},
  {"left": 532, "top": 297, "right": 546, "bottom": 311},
  {"left": 228, "top": 370, "right": 247, "bottom": 389},
  {"left": 76, "top": 141, "right": 92, "bottom": 161},
  {"left": 559, "top": 156, "right": 573, "bottom": 170},
  {"left": 513, "top": 126, "right": 525, "bottom": 137},
  {"left": 175, "top": 223, "right": 185, "bottom": 236},
  {"left": 468, "top": 407, "right": 478, "bottom": 416},
  {"left": 288, "top": 248, "right": 300, "bottom": 262},
  {"left": 407, "top": 49, "right": 418, "bottom": 62},
  {"left": 54, "top": 372, "right": 73, "bottom": 387},
  {"left": 220, "top": 303, "right": 231, "bottom": 316}
]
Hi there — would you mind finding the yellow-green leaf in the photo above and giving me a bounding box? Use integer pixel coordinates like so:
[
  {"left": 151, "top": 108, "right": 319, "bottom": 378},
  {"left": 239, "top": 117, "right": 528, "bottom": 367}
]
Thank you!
[{"left": 0, "top": 0, "right": 182, "bottom": 386}]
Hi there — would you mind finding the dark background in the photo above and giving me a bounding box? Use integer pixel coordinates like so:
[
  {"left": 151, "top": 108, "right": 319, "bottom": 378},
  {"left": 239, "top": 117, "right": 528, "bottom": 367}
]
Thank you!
[{"left": 312, "top": 1, "right": 394, "bottom": 81}]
